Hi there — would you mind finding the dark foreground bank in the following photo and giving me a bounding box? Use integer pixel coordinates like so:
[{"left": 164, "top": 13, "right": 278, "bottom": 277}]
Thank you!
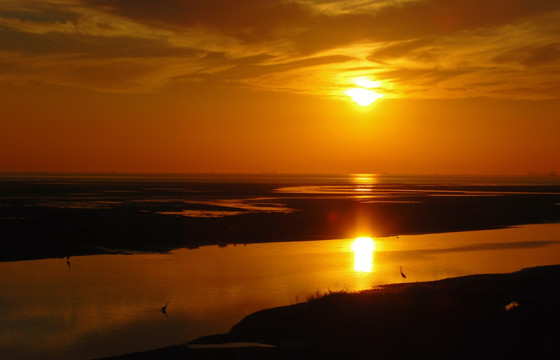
[{"left": 104, "top": 264, "right": 560, "bottom": 360}]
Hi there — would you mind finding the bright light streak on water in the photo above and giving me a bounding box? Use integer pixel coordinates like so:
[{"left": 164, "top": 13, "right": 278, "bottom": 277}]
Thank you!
[{"left": 352, "top": 237, "right": 375, "bottom": 272}]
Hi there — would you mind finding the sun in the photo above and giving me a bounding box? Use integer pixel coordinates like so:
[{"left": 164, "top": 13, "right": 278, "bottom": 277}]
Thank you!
[{"left": 346, "top": 88, "right": 382, "bottom": 106}]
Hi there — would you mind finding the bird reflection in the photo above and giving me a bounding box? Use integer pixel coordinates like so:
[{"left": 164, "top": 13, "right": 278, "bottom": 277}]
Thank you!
[
  {"left": 161, "top": 301, "right": 170, "bottom": 319},
  {"left": 66, "top": 256, "right": 71, "bottom": 271}
]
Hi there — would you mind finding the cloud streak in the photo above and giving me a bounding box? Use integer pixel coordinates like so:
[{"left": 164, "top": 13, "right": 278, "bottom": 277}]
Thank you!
[{"left": 1, "top": 0, "right": 559, "bottom": 98}]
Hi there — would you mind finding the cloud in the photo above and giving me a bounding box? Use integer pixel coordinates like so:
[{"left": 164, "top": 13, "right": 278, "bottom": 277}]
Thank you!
[
  {"left": 1, "top": 0, "right": 560, "bottom": 98},
  {"left": 495, "top": 43, "right": 560, "bottom": 67}
]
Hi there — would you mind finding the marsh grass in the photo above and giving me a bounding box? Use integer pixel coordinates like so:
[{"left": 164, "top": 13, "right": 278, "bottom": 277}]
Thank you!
[{"left": 305, "top": 289, "right": 351, "bottom": 302}]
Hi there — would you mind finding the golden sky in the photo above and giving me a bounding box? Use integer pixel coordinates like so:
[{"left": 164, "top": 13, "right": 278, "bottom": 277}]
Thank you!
[{"left": 1, "top": 0, "right": 559, "bottom": 174}]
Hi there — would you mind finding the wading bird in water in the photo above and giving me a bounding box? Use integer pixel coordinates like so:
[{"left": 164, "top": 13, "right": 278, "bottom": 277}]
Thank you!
[
  {"left": 161, "top": 302, "right": 170, "bottom": 318},
  {"left": 399, "top": 266, "right": 407, "bottom": 279}
]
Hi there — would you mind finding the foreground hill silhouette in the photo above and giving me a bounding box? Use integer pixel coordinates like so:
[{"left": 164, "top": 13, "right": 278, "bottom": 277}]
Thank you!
[{"left": 106, "top": 265, "right": 560, "bottom": 359}]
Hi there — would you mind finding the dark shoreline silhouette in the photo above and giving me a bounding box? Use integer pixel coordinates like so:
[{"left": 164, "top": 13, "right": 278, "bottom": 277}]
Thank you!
[
  {"left": 1, "top": 178, "right": 560, "bottom": 262},
  {"left": 102, "top": 264, "right": 560, "bottom": 359}
]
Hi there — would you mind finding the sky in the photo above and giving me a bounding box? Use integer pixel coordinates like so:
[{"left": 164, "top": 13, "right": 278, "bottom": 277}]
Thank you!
[{"left": 1, "top": 0, "right": 559, "bottom": 175}]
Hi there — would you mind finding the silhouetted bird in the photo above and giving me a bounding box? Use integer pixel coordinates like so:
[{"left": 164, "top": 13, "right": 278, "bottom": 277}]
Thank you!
[
  {"left": 399, "top": 266, "right": 407, "bottom": 279},
  {"left": 161, "top": 301, "right": 170, "bottom": 318}
]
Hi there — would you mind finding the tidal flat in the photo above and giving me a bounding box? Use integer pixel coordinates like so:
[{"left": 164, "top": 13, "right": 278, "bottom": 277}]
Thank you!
[{"left": 2, "top": 174, "right": 560, "bottom": 262}]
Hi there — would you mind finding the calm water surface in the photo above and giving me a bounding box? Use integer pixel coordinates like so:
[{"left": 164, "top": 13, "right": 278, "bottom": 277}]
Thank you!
[{"left": 1, "top": 222, "right": 560, "bottom": 359}]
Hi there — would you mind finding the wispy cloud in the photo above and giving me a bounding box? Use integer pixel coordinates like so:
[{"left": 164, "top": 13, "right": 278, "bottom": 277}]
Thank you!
[{"left": 1, "top": 0, "right": 559, "bottom": 98}]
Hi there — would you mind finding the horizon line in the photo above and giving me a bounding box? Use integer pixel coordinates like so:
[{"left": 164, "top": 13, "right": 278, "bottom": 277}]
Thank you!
[{"left": 0, "top": 171, "right": 556, "bottom": 178}]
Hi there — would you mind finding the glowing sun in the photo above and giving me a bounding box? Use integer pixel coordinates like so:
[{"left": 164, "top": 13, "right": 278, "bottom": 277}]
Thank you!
[
  {"left": 345, "top": 77, "right": 383, "bottom": 106},
  {"left": 346, "top": 88, "right": 381, "bottom": 106}
]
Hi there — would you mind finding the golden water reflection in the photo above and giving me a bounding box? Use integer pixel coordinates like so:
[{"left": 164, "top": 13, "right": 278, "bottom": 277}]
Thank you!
[
  {"left": 2, "top": 223, "right": 560, "bottom": 359},
  {"left": 352, "top": 237, "right": 375, "bottom": 272},
  {"left": 352, "top": 174, "right": 377, "bottom": 193}
]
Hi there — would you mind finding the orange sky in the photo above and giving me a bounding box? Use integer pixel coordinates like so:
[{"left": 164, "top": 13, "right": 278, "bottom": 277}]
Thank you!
[{"left": 1, "top": 0, "right": 559, "bottom": 175}]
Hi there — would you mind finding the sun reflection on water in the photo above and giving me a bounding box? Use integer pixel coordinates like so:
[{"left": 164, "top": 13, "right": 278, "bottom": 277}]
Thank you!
[
  {"left": 352, "top": 237, "right": 375, "bottom": 272},
  {"left": 352, "top": 174, "right": 377, "bottom": 193}
]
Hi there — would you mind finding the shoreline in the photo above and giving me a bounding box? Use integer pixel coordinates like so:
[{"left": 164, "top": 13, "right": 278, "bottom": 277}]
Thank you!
[
  {"left": 1, "top": 218, "right": 557, "bottom": 263},
  {"left": 2, "top": 180, "right": 560, "bottom": 262},
  {"left": 103, "top": 264, "right": 560, "bottom": 359}
]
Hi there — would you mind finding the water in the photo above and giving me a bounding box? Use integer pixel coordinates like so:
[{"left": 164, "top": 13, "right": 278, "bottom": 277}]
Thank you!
[
  {"left": 1, "top": 174, "right": 560, "bottom": 358},
  {"left": 1, "top": 223, "right": 560, "bottom": 359}
]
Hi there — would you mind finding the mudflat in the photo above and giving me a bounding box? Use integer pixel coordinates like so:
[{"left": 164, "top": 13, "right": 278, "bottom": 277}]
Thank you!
[{"left": 2, "top": 177, "right": 560, "bottom": 262}]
